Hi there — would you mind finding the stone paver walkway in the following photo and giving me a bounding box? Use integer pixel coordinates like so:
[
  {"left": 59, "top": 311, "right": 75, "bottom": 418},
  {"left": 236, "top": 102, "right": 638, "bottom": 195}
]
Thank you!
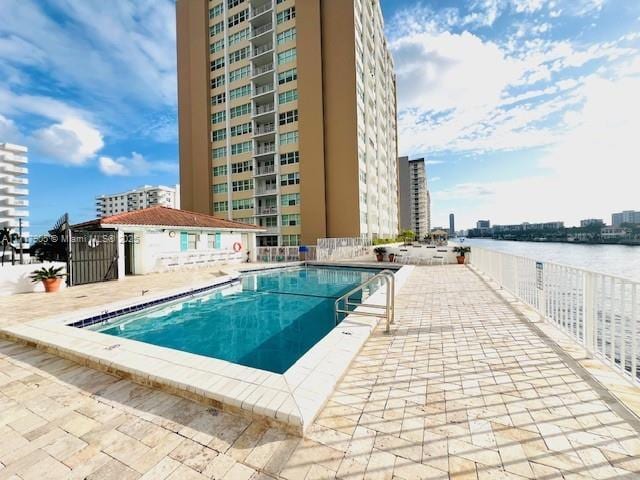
[{"left": 1, "top": 265, "right": 640, "bottom": 479}]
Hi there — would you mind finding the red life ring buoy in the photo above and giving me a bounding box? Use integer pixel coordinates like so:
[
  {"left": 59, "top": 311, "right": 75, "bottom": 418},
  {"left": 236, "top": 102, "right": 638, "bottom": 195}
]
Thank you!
[{"left": 233, "top": 242, "right": 242, "bottom": 252}]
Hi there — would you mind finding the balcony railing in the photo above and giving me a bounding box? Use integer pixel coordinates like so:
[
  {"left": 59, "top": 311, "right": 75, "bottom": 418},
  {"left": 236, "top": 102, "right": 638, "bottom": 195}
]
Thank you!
[
  {"left": 252, "top": 44, "right": 273, "bottom": 57},
  {"left": 256, "top": 206, "right": 278, "bottom": 215},
  {"left": 255, "top": 187, "right": 277, "bottom": 195},
  {"left": 252, "top": 63, "right": 274, "bottom": 76},
  {"left": 3, "top": 164, "right": 28, "bottom": 174},
  {"left": 254, "top": 124, "right": 275, "bottom": 135},
  {"left": 258, "top": 226, "right": 279, "bottom": 234},
  {"left": 255, "top": 144, "right": 275, "bottom": 155},
  {"left": 253, "top": 83, "right": 274, "bottom": 96},
  {"left": 251, "top": 2, "right": 272, "bottom": 17},
  {"left": 251, "top": 23, "right": 273, "bottom": 38},
  {"left": 255, "top": 165, "right": 276, "bottom": 175},
  {"left": 470, "top": 246, "right": 640, "bottom": 385},
  {"left": 253, "top": 103, "right": 275, "bottom": 115}
]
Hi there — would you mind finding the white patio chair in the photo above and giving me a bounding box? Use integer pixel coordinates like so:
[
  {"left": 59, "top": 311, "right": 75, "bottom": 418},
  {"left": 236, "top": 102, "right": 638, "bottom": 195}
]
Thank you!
[{"left": 430, "top": 255, "right": 445, "bottom": 266}]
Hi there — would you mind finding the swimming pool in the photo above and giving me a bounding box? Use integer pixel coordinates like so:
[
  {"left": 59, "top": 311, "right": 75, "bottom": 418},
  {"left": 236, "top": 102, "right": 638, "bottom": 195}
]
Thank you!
[{"left": 91, "top": 266, "right": 383, "bottom": 373}]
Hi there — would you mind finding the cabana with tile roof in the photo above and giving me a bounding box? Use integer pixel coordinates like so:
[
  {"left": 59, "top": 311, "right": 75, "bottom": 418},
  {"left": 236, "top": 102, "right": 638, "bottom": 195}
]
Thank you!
[{"left": 73, "top": 206, "right": 264, "bottom": 277}]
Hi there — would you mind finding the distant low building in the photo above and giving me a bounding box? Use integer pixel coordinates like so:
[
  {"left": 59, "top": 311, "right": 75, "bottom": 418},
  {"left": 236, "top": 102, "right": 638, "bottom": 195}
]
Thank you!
[
  {"left": 96, "top": 185, "right": 179, "bottom": 217},
  {"left": 580, "top": 218, "right": 604, "bottom": 228},
  {"left": 493, "top": 222, "right": 564, "bottom": 232},
  {"left": 612, "top": 210, "right": 640, "bottom": 227}
]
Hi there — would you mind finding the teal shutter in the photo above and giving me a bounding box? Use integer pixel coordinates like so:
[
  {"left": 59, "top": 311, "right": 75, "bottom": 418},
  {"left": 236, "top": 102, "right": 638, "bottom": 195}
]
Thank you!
[
  {"left": 215, "top": 232, "right": 221, "bottom": 249},
  {"left": 180, "top": 232, "right": 188, "bottom": 251}
]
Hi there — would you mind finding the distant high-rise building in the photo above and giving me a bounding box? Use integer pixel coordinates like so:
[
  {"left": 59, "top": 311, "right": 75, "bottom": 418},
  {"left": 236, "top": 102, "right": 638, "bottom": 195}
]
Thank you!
[
  {"left": 612, "top": 210, "right": 640, "bottom": 226},
  {"left": 580, "top": 218, "right": 604, "bottom": 228},
  {"left": 476, "top": 220, "right": 490, "bottom": 229},
  {"left": 0, "top": 143, "right": 29, "bottom": 245},
  {"left": 449, "top": 213, "right": 455, "bottom": 236},
  {"left": 176, "top": 0, "right": 399, "bottom": 246},
  {"left": 96, "top": 185, "right": 179, "bottom": 217},
  {"left": 399, "top": 156, "right": 430, "bottom": 238}
]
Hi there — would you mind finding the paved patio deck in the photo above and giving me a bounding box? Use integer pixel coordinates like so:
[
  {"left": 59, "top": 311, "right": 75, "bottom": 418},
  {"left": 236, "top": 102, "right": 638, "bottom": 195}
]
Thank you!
[{"left": 1, "top": 265, "right": 639, "bottom": 479}]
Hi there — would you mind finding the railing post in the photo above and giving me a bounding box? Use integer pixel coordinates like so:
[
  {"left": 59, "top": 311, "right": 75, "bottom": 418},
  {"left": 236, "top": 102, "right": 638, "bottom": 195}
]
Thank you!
[{"left": 583, "top": 271, "right": 596, "bottom": 354}]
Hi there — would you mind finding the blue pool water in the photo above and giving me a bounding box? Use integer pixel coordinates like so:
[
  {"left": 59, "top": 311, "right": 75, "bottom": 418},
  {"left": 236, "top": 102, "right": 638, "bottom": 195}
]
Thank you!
[{"left": 93, "top": 266, "right": 383, "bottom": 373}]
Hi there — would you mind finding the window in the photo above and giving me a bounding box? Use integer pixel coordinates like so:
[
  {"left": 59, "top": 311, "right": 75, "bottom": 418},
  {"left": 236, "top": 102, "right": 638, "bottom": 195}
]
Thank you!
[
  {"left": 277, "top": 48, "right": 296, "bottom": 65},
  {"left": 213, "top": 147, "right": 227, "bottom": 160},
  {"left": 280, "top": 172, "right": 300, "bottom": 186},
  {"left": 229, "top": 84, "right": 251, "bottom": 99},
  {"left": 209, "top": 3, "right": 223, "bottom": 18},
  {"left": 279, "top": 131, "right": 298, "bottom": 145},
  {"left": 278, "top": 89, "right": 298, "bottom": 104},
  {"left": 213, "top": 165, "right": 228, "bottom": 176},
  {"left": 210, "top": 21, "right": 224, "bottom": 36},
  {"left": 281, "top": 234, "right": 300, "bottom": 246},
  {"left": 228, "top": 27, "right": 250, "bottom": 45},
  {"left": 232, "top": 198, "right": 254, "bottom": 210},
  {"left": 229, "top": 46, "right": 250, "bottom": 64},
  {"left": 213, "top": 201, "right": 228, "bottom": 212},
  {"left": 229, "top": 65, "right": 251, "bottom": 82},
  {"left": 228, "top": 9, "right": 248, "bottom": 28},
  {"left": 211, "top": 74, "right": 225, "bottom": 89},
  {"left": 276, "top": 6, "right": 295, "bottom": 24},
  {"left": 211, "top": 111, "right": 226, "bottom": 124},
  {"left": 212, "top": 128, "right": 226, "bottom": 142},
  {"left": 280, "top": 151, "right": 299, "bottom": 165},
  {"left": 208, "top": 232, "right": 222, "bottom": 249},
  {"left": 277, "top": 27, "right": 296, "bottom": 45},
  {"left": 213, "top": 183, "right": 228, "bottom": 193},
  {"left": 281, "top": 214, "right": 300, "bottom": 226},
  {"left": 230, "top": 122, "right": 252, "bottom": 136},
  {"left": 281, "top": 193, "right": 300, "bottom": 206},
  {"left": 231, "top": 160, "right": 252, "bottom": 173},
  {"left": 279, "top": 109, "right": 298, "bottom": 125},
  {"left": 227, "top": 0, "right": 245, "bottom": 8},
  {"left": 231, "top": 141, "right": 252, "bottom": 155},
  {"left": 278, "top": 68, "right": 297, "bottom": 85},
  {"left": 210, "top": 56, "right": 225, "bottom": 71},
  {"left": 230, "top": 103, "right": 251, "bottom": 118},
  {"left": 211, "top": 92, "right": 226, "bottom": 105},
  {"left": 210, "top": 39, "right": 224, "bottom": 54},
  {"left": 187, "top": 233, "right": 198, "bottom": 250},
  {"left": 232, "top": 179, "right": 253, "bottom": 192}
]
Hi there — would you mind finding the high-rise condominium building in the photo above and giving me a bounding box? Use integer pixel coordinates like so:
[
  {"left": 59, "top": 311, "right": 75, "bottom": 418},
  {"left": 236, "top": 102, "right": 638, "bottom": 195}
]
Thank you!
[
  {"left": 449, "top": 213, "right": 455, "bottom": 236},
  {"left": 612, "top": 210, "right": 640, "bottom": 226},
  {"left": 96, "top": 185, "right": 180, "bottom": 217},
  {"left": 0, "top": 143, "right": 29, "bottom": 243},
  {"left": 398, "top": 156, "right": 430, "bottom": 239},
  {"left": 177, "top": 0, "right": 399, "bottom": 246}
]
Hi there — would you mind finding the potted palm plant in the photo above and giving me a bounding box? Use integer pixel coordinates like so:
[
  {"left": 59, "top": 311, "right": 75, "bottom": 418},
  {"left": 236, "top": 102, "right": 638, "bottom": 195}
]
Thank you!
[
  {"left": 373, "top": 247, "right": 387, "bottom": 262},
  {"left": 452, "top": 246, "right": 471, "bottom": 264},
  {"left": 30, "top": 266, "right": 66, "bottom": 293}
]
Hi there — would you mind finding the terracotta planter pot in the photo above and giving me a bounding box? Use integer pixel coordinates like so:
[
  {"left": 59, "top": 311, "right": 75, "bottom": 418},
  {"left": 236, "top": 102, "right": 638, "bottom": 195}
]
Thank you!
[
  {"left": 42, "top": 278, "right": 63, "bottom": 293},
  {"left": 456, "top": 255, "right": 465, "bottom": 265},
  {"left": 376, "top": 254, "right": 384, "bottom": 262},
  {"left": 388, "top": 254, "right": 396, "bottom": 262}
]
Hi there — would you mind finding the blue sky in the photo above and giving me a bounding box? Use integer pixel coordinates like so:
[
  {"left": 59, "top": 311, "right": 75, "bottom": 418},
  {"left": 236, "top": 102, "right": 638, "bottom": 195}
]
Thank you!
[{"left": 0, "top": 0, "right": 639, "bottom": 235}]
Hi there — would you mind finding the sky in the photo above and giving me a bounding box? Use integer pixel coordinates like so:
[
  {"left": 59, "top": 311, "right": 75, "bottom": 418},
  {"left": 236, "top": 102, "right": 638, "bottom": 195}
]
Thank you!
[{"left": 0, "top": 0, "right": 639, "bottom": 236}]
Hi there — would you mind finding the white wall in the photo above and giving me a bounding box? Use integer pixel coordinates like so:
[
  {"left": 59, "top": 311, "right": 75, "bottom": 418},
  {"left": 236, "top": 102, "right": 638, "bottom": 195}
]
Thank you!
[
  {"left": 383, "top": 244, "right": 459, "bottom": 264},
  {"left": 0, "top": 262, "right": 67, "bottom": 296}
]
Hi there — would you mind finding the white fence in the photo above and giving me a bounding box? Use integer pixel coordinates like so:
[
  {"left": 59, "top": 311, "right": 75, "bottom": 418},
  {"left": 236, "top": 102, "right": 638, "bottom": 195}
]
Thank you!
[
  {"left": 316, "top": 237, "right": 372, "bottom": 262},
  {"left": 470, "top": 247, "right": 639, "bottom": 385},
  {"left": 256, "top": 246, "right": 316, "bottom": 263}
]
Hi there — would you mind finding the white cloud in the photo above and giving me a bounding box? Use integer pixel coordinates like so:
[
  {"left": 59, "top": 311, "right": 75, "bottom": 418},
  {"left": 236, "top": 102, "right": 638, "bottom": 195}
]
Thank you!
[
  {"left": 98, "top": 152, "right": 176, "bottom": 177},
  {"left": 0, "top": 114, "right": 20, "bottom": 142},
  {"left": 32, "top": 118, "right": 104, "bottom": 165}
]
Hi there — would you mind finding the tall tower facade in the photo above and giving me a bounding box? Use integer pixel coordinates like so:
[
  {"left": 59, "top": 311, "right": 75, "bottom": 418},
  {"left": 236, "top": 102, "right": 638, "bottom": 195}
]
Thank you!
[
  {"left": 0, "top": 143, "right": 29, "bottom": 245},
  {"left": 398, "top": 156, "right": 430, "bottom": 239},
  {"left": 177, "top": 0, "right": 399, "bottom": 246}
]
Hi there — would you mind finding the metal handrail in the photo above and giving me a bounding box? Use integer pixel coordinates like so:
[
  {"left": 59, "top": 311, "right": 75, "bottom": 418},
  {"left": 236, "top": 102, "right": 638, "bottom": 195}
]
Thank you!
[{"left": 335, "top": 269, "right": 395, "bottom": 333}]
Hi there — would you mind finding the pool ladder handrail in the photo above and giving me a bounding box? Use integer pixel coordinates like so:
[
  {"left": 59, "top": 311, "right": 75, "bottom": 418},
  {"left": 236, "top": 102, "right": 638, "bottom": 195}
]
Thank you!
[{"left": 334, "top": 270, "right": 395, "bottom": 333}]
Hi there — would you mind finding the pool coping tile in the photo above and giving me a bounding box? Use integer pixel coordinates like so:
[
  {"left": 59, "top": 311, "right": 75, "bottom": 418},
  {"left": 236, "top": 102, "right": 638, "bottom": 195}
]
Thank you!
[{"left": 0, "top": 262, "right": 414, "bottom": 435}]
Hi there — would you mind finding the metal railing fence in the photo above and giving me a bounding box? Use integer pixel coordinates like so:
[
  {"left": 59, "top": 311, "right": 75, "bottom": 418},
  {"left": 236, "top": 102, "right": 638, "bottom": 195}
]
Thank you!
[
  {"left": 470, "top": 247, "right": 639, "bottom": 385},
  {"left": 316, "top": 237, "right": 373, "bottom": 262}
]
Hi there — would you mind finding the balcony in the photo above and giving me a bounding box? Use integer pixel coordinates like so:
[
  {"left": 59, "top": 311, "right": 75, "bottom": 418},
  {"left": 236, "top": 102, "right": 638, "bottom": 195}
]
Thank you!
[
  {"left": 257, "top": 225, "right": 278, "bottom": 234},
  {"left": 253, "top": 124, "right": 275, "bottom": 137},
  {"left": 255, "top": 186, "right": 277, "bottom": 196},
  {"left": 252, "top": 83, "right": 274, "bottom": 98},
  {"left": 256, "top": 206, "right": 278, "bottom": 215},
  {"left": 2, "top": 164, "right": 28, "bottom": 175},
  {"left": 7, "top": 177, "right": 28, "bottom": 185},
  {"left": 251, "top": 63, "right": 274, "bottom": 80},
  {"left": 254, "top": 143, "right": 275, "bottom": 156},
  {"left": 251, "top": 43, "right": 273, "bottom": 60},
  {"left": 0, "top": 152, "right": 27, "bottom": 164},
  {"left": 251, "top": 23, "right": 273, "bottom": 39},
  {"left": 255, "top": 165, "right": 276, "bottom": 176},
  {"left": 251, "top": 2, "right": 272, "bottom": 19}
]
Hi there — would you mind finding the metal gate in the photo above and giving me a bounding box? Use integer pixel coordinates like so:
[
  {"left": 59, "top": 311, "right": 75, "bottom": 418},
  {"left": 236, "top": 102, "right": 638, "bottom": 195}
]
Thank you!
[{"left": 69, "top": 229, "right": 118, "bottom": 286}]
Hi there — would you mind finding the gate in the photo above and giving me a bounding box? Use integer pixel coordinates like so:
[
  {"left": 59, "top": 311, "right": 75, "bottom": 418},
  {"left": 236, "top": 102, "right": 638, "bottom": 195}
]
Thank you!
[{"left": 69, "top": 229, "right": 119, "bottom": 286}]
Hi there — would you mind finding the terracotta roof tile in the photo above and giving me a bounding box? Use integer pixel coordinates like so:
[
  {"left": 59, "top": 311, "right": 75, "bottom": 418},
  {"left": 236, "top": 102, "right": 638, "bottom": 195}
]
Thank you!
[{"left": 74, "top": 206, "right": 263, "bottom": 230}]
